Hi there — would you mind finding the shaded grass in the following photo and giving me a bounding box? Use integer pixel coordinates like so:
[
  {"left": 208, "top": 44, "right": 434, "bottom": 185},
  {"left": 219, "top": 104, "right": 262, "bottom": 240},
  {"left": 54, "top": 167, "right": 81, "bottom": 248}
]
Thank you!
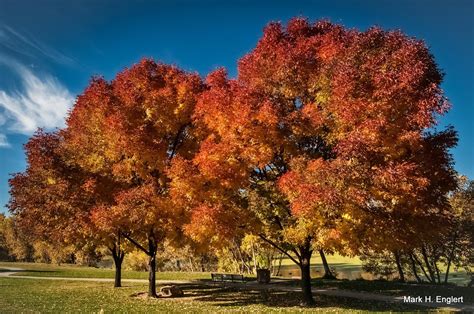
[
  {"left": 324, "top": 278, "right": 474, "bottom": 303},
  {"left": 276, "top": 277, "right": 474, "bottom": 304},
  {"left": 0, "top": 277, "right": 430, "bottom": 313}
]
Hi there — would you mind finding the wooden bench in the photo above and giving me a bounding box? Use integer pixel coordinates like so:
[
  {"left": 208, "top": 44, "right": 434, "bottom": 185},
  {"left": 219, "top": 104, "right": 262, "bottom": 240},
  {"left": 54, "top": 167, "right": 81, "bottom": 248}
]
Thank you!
[{"left": 211, "top": 273, "right": 246, "bottom": 283}]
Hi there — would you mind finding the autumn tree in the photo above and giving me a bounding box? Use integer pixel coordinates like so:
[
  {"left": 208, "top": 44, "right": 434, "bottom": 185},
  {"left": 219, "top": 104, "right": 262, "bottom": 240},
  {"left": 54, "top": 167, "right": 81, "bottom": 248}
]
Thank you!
[
  {"left": 443, "top": 177, "right": 473, "bottom": 283},
  {"left": 0, "top": 214, "right": 9, "bottom": 260},
  {"left": 403, "top": 176, "right": 473, "bottom": 284},
  {"left": 0, "top": 214, "right": 34, "bottom": 261},
  {"left": 8, "top": 131, "right": 91, "bottom": 250},
  {"left": 64, "top": 59, "right": 204, "bottom": 297},
  {"left": 350, "top": 128, "right": 458, "bottom": 283},
  {"left": 358, "top": 176, "right": 472, "bottom": 285},
  {"left": 8, "top": 130, "right": 122, "bottom": 283},
  {"left": 176, "top": 18, "right": 455, "bottom": 305}
]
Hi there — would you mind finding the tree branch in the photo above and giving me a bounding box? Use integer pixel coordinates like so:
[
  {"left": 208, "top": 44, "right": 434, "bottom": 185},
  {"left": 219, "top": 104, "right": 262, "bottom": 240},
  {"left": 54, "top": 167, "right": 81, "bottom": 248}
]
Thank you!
[
  {"left": 291, "top": 248, "right": 302, "bottom": 261},
  {"left": 108, "top": 245, "right": 116, "bottom": 257},
  {"left": 167, "top": 123, "right": 189, "bottom": 162},
  {"left": 258, "top": 233, "right": 300, "bottom": 266},
  {"left": 121, "top": 232, "right": 150, "bottom": 255}
]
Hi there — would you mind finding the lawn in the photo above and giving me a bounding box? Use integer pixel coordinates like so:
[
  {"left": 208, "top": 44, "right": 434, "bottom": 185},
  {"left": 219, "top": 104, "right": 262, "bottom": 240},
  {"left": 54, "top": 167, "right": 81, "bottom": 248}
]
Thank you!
[
  {"left": 1, "top": 262, "right": 470, "bottom": 312},
  {"left": 0, "top": 262, "right": 211, "bottom": 280},
  {"left": 0, "top": 277, "right": 430, "bottom": 313}
]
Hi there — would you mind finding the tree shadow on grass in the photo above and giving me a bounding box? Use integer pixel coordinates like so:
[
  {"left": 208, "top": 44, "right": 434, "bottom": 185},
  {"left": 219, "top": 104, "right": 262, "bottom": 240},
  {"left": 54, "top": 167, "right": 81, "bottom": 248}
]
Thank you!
[
  {"left": 309, "top": 278, "right": 474, "bottom": 303},
  {"left": 169, "top": 283, "right": 428, "bottom": 312}
]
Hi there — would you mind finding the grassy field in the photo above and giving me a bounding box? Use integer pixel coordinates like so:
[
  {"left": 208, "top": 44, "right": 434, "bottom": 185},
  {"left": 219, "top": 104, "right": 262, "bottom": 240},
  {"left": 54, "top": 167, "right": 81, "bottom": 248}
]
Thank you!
[
  {"left": 1, "top": 262, "right": 471, "bottom": 312},
  {"left": 0, "top": 277, "right": 430, "bottom": 313},
  {"left": 0, "top": 262, "right": 211, "bottom": 280}
]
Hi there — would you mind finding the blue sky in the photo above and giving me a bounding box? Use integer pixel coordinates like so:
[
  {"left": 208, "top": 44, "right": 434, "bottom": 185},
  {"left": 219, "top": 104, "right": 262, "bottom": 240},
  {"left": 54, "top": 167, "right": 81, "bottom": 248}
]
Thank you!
[{"left": 0, "top": 0, "right": 472, "bottom": 214}]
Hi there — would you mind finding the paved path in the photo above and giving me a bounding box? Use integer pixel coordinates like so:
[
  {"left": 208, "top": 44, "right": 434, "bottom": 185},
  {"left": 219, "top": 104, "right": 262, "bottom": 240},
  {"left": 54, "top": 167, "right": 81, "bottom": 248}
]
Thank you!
[
  {"left": 0, "top": 266, "right": 23, "bottom": 277},
  {"left": 1, "top": 267, "right": 473, "bottom": 312}
]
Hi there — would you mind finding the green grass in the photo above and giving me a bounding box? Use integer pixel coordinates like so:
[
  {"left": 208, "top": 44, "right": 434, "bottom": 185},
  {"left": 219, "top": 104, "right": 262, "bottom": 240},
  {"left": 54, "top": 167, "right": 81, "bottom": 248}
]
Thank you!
[
  {"left": 0, "top": 277, "right": 430, "bottom": 313},
  {"left": 0, "top": 262, "right": 211, "bottom": 280}
]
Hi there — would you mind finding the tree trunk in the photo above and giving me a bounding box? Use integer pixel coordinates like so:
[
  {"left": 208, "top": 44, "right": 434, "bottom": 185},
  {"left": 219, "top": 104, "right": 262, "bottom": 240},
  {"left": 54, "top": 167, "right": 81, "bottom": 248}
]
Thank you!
[
  {"left": 394, "top": 250, "right": 405, "bottom": 282},
  {"left": 413, "top": 252, "right": 433, "bottom": 283},
  {"left": 299, "top": 249, "right": 315, "bottom": 306},
  {"left": 200, "top": 255, "right": 205, "bottom": 272},
  {"left": 252, "top": 245, "right": 257, "bottom": 274},
  {"left": 121, "top": 231, "right": 159, "bottom": 296},
  {"left": 409, "top": 254, "right": 422, "bottom": 283},
  {"left": 444, "top": 258, "right": 452, "bottom": 284},
  {"left": 319, "top": 249, "right": 335, "bottom": 279},
  {"left": 148, "top": 253, "right": 157, "bottom": 297},
  {"left": 256, "top": 234, "right": 315, "bottom": 305},
  {"left": 111, "top": 249, "right": 124, "bottom": 288},
  {"left": 115, "top": 260, "right": 122, "bottom": 288},
  {"left": 444, "top": 231, "right": 457, "bottom": 284},
  {"left": 274, "top": 253, "right": 283, "bottom": 276},
  {"left": 176, "top": 259, "right": 181, "bottom": 271},
  {"left": 148, "top": 236, "right": 158, "bottom": 297},
  {"left": 434, "top": 260, "right": 441, "bottom": 284},
  {"left": 110, "top": 238, "right": 125, "bottom": 288},
  {"left": 421, "top": 245, "right": 436, "bottom": 283}
]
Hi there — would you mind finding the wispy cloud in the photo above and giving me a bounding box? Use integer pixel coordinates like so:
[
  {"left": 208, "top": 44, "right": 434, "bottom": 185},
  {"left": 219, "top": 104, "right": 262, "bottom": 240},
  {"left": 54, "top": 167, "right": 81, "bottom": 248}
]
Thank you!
[
  {"left": 0, "top": 134, "right": 10, "bottom": 147},
  {"left": 0, "top": 25, "right": 76, "bottom": 66},
  {"left": 0, "top": 57, "right": 74, "bottom": 140},
  {"left": 0, "top": 24, "right": 77, "bottom": 149}
]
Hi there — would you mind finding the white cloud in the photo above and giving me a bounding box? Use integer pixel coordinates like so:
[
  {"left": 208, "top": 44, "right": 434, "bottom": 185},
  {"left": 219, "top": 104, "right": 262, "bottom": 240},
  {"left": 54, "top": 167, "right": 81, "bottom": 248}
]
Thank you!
[
  {"left": 0, "top": 25, "right": 76, "bottom": 148},
  {"left": 0, "top": 58, "right": 74, "bottom": 136},
  {"left": 0, "top": 25, "right": 76, "bottom": 65},
  {"left": 0, "top": 134, "right": 9, "bottom": 147}
]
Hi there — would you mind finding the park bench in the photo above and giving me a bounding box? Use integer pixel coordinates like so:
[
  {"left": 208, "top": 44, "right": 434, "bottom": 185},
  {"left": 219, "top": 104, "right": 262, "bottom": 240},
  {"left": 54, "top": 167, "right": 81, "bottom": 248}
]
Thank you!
[{"left": 211, "top": 273, "right": 246, "bottom": 283}]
